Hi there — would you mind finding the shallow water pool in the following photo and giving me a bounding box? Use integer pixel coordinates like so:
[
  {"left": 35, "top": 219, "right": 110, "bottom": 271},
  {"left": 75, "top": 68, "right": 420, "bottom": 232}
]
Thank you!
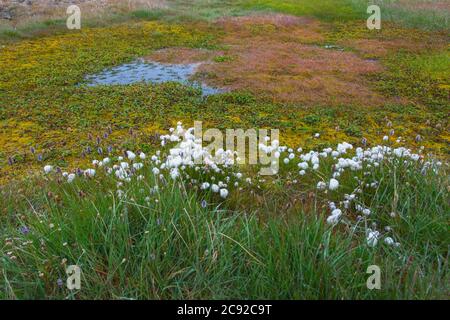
[{"left": 84, "top": 59, "right": 224, "bottom": 96}]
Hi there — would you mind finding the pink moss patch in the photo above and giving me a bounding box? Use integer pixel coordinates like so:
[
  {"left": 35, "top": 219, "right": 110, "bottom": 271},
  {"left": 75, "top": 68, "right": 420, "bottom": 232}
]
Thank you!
[
  {"left": 193, "top": 14, "right": 390, "bottom": 106},
  {"left": 197, "top": 39, "right": 386, "bottom": 105},
  {"left": 340, "top": 34, "right": 448, "bottom": 59}
]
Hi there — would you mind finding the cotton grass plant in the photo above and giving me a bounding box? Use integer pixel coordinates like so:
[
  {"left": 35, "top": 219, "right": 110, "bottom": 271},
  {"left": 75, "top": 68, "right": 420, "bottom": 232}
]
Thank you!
[{"left": 0, "top": 123, "right": 448, "bottom": 299}]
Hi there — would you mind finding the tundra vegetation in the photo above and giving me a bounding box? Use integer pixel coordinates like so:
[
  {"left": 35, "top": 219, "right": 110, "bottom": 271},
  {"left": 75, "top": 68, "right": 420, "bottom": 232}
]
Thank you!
[{"left": 0, "top": 0, "right": 448, "bottom": 299}]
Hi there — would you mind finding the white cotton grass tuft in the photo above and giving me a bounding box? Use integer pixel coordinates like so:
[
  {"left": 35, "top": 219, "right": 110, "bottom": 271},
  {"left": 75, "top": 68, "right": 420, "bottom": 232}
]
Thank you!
[
  {"left": 329, "top": 178, "right": 339, "bottom": 190},
  {"left": 127, "top": 151, "right": 136, "bottom": 160},
  {"left": 84, "top": 169, "right": 96, "bottom": 177},
  {"left": 327, "top": 209, "right": 342, "bottom": 226},
  {"left": 220, "top": 188, "right": 229, "bottom": 199},
  {"left": 133, "top": 163, "right": 144, "bottom": 170},
  {"left": 43, "top": 165, "right": 53, "bottom": 174},
  {"left": 67, "top": 173, "right": 76, "bottom": 183},
  {"left": 366, "top": 231, "right": 379, "bottom": 247},
  {"left": 201, "top": 182, "right": 210, "bottom": 190},
  {"left": 298, "top": 162, "right": 308, "bottom": 170},
  {"left": 211, "top": 184, "right": 219, "bottom": 193}
]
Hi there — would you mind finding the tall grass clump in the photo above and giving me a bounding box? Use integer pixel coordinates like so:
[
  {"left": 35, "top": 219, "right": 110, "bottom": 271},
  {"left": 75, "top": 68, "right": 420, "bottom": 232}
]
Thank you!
[
  {"left": 242, "top": 0, "right": 367, "bottom": 21},
  {"left": 243, "top": 0, "right": 450, "bottom": 31},
  {"left": 368, "top": 0, "right": 450, "bottom": 31},
  {"left": 1, "top": 123, "right": 448, "bottom": 299}
]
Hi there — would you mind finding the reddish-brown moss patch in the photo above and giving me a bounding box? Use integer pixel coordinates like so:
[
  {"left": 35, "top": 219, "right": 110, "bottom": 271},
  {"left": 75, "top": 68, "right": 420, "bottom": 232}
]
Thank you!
[
  {"left": 170, "top": 14, "right": 390, "bottom": 106},
  {"left": 197, "top": 40, "right": 387, "bottom": 105},
  {"left": 339, "top": 32, "right": 448, "bottom": 59},
  {"left": 216, "top": 14, "right": 325, "bottom": 44},
  {"left": 343, "top": 39, "right": 419, "bottom": 58}
]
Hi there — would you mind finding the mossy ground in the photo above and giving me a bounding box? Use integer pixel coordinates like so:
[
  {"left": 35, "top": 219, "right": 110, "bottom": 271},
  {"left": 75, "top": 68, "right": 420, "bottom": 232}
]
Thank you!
[
  {"left": 0, "top": 0, "right": 448, "bottom": 300},
  {"left": 0, "top": 1, "right": 449, "bottom": 184}
]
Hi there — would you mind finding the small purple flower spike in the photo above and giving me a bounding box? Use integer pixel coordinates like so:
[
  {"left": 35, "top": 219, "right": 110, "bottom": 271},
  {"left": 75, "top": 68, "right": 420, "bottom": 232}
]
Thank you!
[
  {"left": 19, "top": 226, "right": 30, "bottom": 235},
  {"left": 361, "top": 137, "right": 367, "bottom": 147}
]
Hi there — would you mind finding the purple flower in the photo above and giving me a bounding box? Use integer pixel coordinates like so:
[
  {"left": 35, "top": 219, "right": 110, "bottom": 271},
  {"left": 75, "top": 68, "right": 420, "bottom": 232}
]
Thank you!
[
  {"left": 415, "top": 134, "right": 422, "bottom": 143},
  {"left": 361, "top": 137, "right": 367, "bottom": 147},
  {"left": 201, "top": 200, "right": 207, "bottom": 208},
  {"left": 57, "top": 278, "right": 63, "bottom": 287},
  {"left": 30, "top": 146, "right": 36, "bottom": 154},
  {"left": 37, "top": 154, "right": 43, "bottom": 161},
  {"left": 19, "top": 226, "right": 30, "bottom": 235}
]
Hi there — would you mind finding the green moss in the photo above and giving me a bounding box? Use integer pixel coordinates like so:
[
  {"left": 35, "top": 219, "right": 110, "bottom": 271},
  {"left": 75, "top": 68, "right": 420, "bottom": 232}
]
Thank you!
[
  {"left": 242, "top": 0, "right": 364, "bottom": 22},
  {"left": 131, "top": 9, "right": 167, "bottom": 21},
  {"left": 0, "top": 28, "right": 23, "bottom": 39},
  {"left": 405, "top": 51, "right": 450, "bottom": 82},
  {"left": 303, "top": 114, "right": 321, "bottom": 125},
  {"left": 213, "top": 55, "right": 234, "bottom": 62},
  {"left": 374, "top": 50, "right": 450, "bottom": 110}
]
